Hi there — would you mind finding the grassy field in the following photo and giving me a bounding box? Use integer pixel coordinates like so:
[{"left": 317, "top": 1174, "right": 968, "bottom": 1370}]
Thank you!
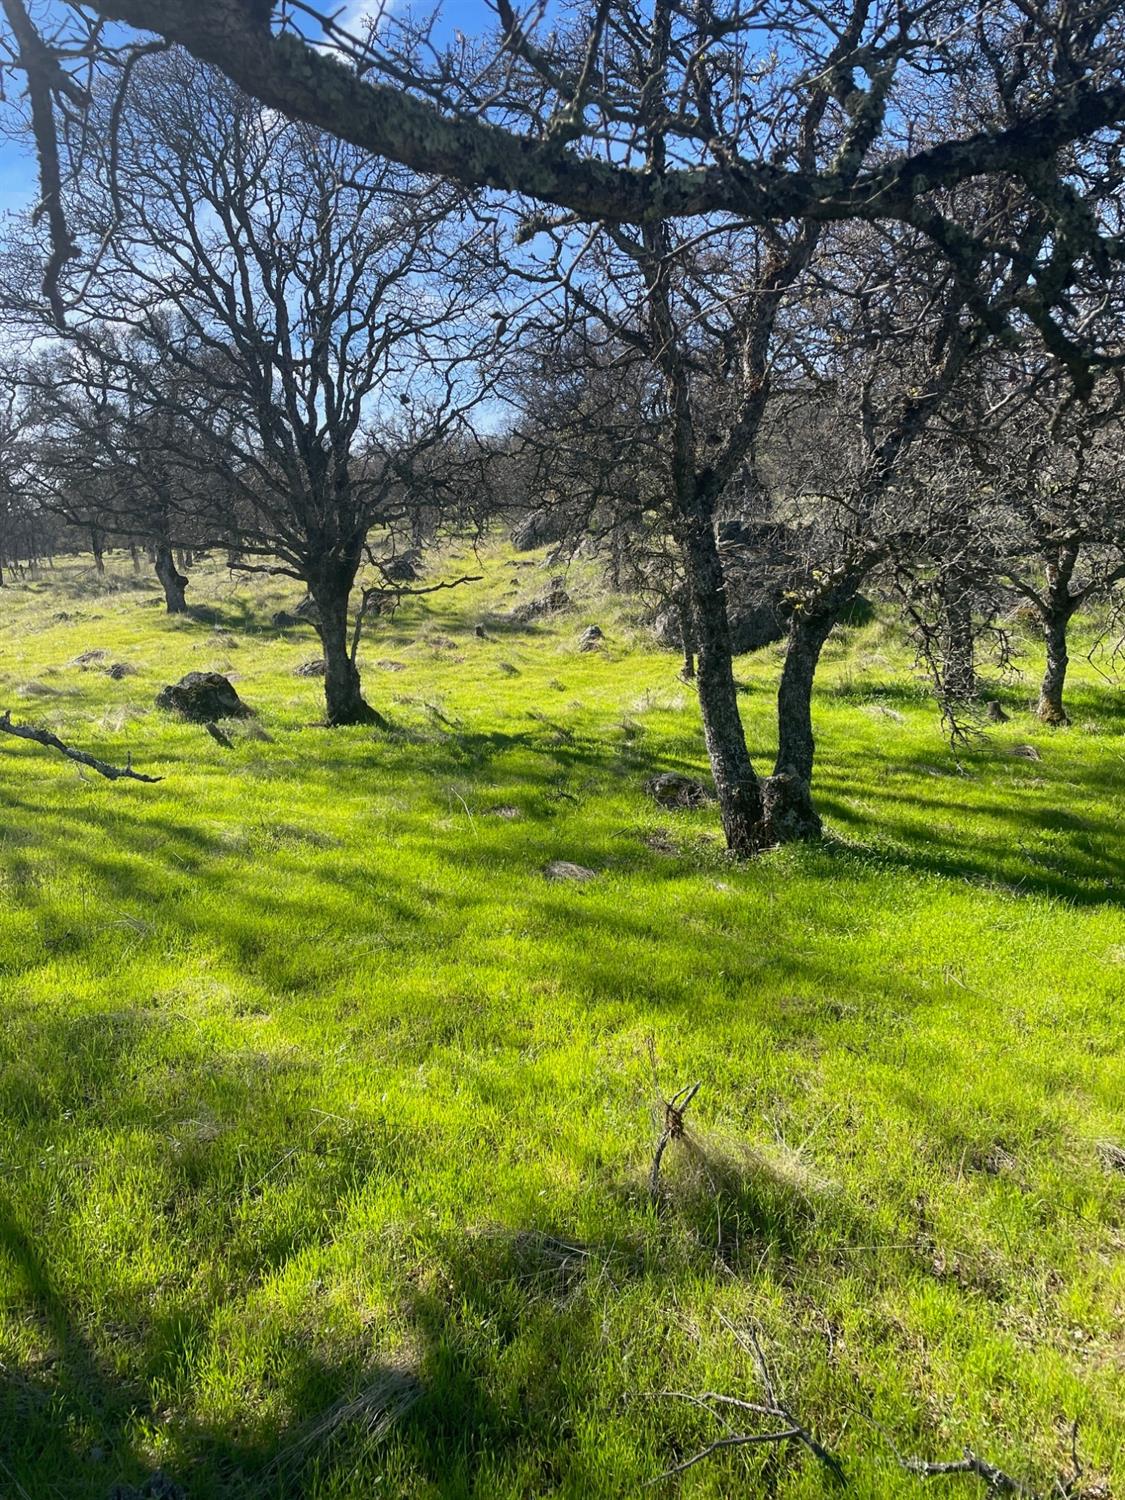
[{"left": 0, "top": 547, "right": 1122, "bottom": 1499}]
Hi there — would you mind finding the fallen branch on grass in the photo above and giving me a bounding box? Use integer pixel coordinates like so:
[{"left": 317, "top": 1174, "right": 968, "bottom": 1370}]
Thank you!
[
  {"left": 898, "top": 1451, "right": 1035, "bottom": 1494},
  {"left": 204, "top": 721, "right": 234, "bottom": 749},
  {"left": 650, "top": 1315, "right": 844, "bottom": 1485},
  {"left": 859, "top": 1409, "right": 1041, "bottom": 1495},
  {"left": 0, "top": 710, "right": 162, "bottom": 782}
]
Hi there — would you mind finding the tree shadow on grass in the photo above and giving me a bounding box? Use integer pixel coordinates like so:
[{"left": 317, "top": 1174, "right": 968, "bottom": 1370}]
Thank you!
[
  {"left": 0, "top": 984, "right": 914, "bottom": 1500},
  {"left": 811, "top": 752, "right": 1125, "bottom": 908},
  {"left": 0, "top": 1194, "right": 158, "bottom": 1497},
  {"left": 176, "top": 596, "right": 318, "bottom": 641},
  {"left": 0, "top": 979, "right": 1051, "bottom": 1499},
  {"left": 0, "top": 1202, "right": 628, "bottom": 1497},
  {"left": 0, "top": 1207, "right": 869, "bottom": 1498}
]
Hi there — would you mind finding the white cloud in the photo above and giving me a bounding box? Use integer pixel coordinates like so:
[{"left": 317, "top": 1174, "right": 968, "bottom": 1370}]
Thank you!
[{"left": 316, "top": 0, "right": 393, "bottom": 49}]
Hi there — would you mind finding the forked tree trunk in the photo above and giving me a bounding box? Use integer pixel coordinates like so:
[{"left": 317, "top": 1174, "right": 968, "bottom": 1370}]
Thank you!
[
  {"left": 309, "top": 579, "right": 385, "bottom": 728},
  {"left": 681, "top": 512, "right": 764, "bottom": 856},
  {"left": 154, "top": 543, "right": 189, "bottom": 613},
  {"left": 1038, "top": 609, "right": 1072, "bottom": 725},
  {"left": 760, "top": 610, "right": 837, "bottom": 844}
]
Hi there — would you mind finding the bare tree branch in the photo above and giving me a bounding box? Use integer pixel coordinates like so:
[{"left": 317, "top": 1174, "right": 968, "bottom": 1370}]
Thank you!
[{"left": 0, "top": 709, "right": 162, "bottom": 782}]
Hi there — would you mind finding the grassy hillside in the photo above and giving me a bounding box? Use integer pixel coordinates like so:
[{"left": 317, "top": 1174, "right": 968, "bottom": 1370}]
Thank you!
[{"left": 0, "top": 548, "right": 1122, "bottom": 1499}]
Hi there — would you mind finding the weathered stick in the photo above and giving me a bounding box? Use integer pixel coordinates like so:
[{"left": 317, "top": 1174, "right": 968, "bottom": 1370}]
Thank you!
[
  {"left": 859, "top": 1410, "right": 1038, "bottom": 1496},
  {"left": 0, "top": 710, "right": 162, "bottom": 783},
  {"left": 898, "top": 1450, "right": 1034, "bottom": 1494},
  {"left": 204, "top": 721, "right": 234, "bottom": 749},
  {"left": 649, "top": 1079, "right": 702, "bottom": 1201},
  {"left": 650, "top": 1317, "right": 844, "bottom": 1485}
]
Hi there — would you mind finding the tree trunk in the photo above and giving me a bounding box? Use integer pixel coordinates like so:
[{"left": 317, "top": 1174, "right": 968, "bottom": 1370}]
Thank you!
[
  {"left": 130, "top": 544, "right": 141, "bottom": 573},
  {"left": 309, "top": 580, "right": 385, "bottom": 727},
  {"left": 1037, "top": 609, "right": 1071, "bottom": 725},
  {"left": 941, "top": 573, "right": 977, "bottom": 700},
  {"left": 154, "top": 544, "right": 189, "bottom": 613},
  {"left": 676, "top": 597, "right": 695, "bottom": 680},
  {"left": 681, "top": 512, "right": 764, "bottom": 855},
  {"left": 1035, "top": 546, "right": 1079, "bottom": 726},
  {"left": 91, "top": 526, "right": 105, "bottom": 575},
  {"left": 760, "top": 610, "right": 836, "bottom": 844}
]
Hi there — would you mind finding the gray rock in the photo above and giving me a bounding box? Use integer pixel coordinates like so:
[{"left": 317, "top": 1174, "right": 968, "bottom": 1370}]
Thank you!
[
  {"left": 650, "top": 518, "right": 809, "bottom": 657},
  {"left": 511, "top": 508, "right": 574, "bottom": 551},
  {"left": 155, "top": 672, "right": 251, "bottom": 722},
  {"left": 578, "top": 625, "right": 604, "bottom": 651},
  {"left": 381, "top": 549, "right": 422, "bottom": 581},
  {"left": 512, "top": 579, "right": 572, "bottom": 623},
  {"left": 984, "top": 699, "right": 1009, "bottom": 723},
  {"left": 106, "top": 662, "right": 135, "bottom": 680},
  {"left": 271, "top": 595, "right": 320, "bottom": 629},
  {"left": 645, "top": 772, "right": 712, "bottom": 809},
  {"left": 652, "top": 599, "right": 787, "bottom": 656},
  {"left": 294, "top": 658, "right": 326, "bottom": 678}
]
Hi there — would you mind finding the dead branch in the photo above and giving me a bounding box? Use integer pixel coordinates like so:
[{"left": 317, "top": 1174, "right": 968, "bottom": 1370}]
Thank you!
[
  {"left": 651, "top": 1425, "right": 806, "bottom": 1478},
  {"left": 859, "top": 1409, "right": 1038, "bottom": 1495},
  {"left": 650, "top": 1316, "right": 844, "bottom": 1485},
  {"left": 1059, "top": 1418, "right": 1084, "bottom": 1498},
  {"left": 649, "top": 1076, "right": 702, "bottom": 1203},
  {"left": 0, "top": 709, "right": 162, "bottom": 782},
  {"left": 204, "top": 720, "right": 233, "bottom": 749},
  {"left": 898, "top": 1450, "right": 1035, "bottom": 1494}
]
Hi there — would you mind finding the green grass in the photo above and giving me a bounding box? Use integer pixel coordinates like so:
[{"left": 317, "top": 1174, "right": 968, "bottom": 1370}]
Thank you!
[{"left": 0, "top": 548, "right": 1122, "bottom": 1499}]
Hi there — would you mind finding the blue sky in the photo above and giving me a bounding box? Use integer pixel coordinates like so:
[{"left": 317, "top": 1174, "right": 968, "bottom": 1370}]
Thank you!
[
  {"left": 0, "top": 95, "right": 39, "bottom": 217},
  {"left": 0, "top": 0, "right": 506, "bottom": 220}
]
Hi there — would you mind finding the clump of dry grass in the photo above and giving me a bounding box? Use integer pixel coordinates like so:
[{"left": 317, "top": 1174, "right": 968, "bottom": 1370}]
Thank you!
[{"left": 264, "top": 1362, "right": 423, "bottom": 1481}]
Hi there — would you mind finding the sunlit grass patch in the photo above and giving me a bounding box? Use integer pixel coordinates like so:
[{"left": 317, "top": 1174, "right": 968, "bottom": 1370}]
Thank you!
[{"left": 0, "top": 548, "right": 1122, "bottom": 1497}]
